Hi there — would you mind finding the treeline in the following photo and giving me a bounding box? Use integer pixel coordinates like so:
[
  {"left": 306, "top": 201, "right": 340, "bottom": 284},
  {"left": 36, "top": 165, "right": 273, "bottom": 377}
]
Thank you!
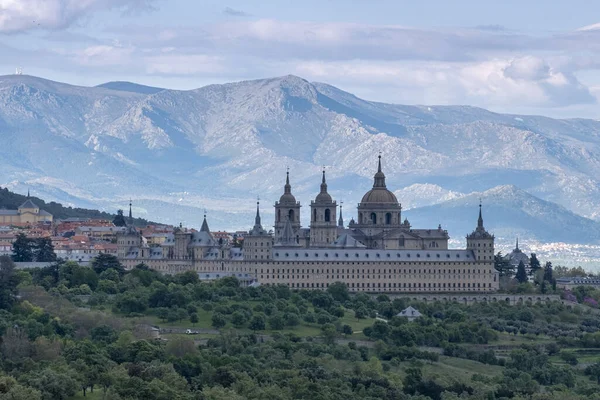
[{"left": 0, "top": 187, "right": 152, "bottom": 226}]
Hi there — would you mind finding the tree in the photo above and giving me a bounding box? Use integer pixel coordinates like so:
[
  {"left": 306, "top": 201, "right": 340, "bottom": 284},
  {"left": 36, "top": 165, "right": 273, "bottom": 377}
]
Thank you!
[
  {"left": 91, "top": 254, "right": 124, "bottom": 275},
  {"left": 327, "top": 282, "right": 349, "bottom": 302},
  {"left": 494, "top": 252, "right": 515, "bottom": 278},
  {"left": 190, "top": 313, "right": 199, "bottom": 324},
  {"left": 342, "top": 324, "right": 353, "bottom": 336},
  {"left": 249, "top": 315, "right": 266, "bottom": 331},
  {"left": 113, "top": 209, "right": 127, "bottom": 227},
  {"left": 268, "top": 313, "right": 285, "bottom": 330},
  {"left": 543, "top": 261, "right": 554, "bottom": 282},
  {"left": 0, "top": 255, "right": 20, "bottom": 310},
  {"left": 529, "top": 253, "right": 541, "bottom": 275},
  {"left": 231, "top": 311, "right": 248, "bottom": 328},
  {"left": 515, "top": 260, "right": 528, "bottom": 283},
  {"left": 33, "top": 237, "right": 57, "bottom": 262},
  {"left": 11, "top": 233, "right": 33, "bottom": 262},
  {"left": 211, "top": 313, "right": 226, "bottom": 329},
  {"left": 321, "top": 323, "right": 337, "bottom": 344},
  {"left": 585, "top": 362, "right": 600, "bottom": 384},
  {"left": 0, "top": 376, "right": 42, "bottom": 400}
]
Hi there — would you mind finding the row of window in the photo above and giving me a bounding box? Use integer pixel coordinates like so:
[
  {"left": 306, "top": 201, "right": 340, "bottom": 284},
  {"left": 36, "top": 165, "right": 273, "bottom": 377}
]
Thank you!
[
  {"left": 275, "top": 252, "right": 469, "bottom": 259},
  {"left": 260, "top": 268, "right": 488, "bottom": 274},
  {"left": 286, "top": 282, "right": 493, "bottom": 289}
]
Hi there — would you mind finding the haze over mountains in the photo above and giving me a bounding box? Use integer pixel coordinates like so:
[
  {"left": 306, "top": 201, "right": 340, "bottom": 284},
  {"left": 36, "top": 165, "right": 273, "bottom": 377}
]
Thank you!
[{"left": 1, "top": 73, "right": 600, "bottom": 265}]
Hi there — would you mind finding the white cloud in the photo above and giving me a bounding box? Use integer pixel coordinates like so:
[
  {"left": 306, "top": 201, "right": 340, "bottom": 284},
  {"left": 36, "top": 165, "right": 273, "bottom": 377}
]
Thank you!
[{"left": 0, "top": 0, "right": 154, "bottom": 33}]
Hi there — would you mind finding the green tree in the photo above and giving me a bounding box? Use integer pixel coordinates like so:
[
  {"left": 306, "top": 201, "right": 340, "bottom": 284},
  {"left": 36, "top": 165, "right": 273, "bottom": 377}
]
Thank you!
[
  {"left": 268, "top": 313, "right": 285, "bottom": 330},
  {"left": 515, "top": 260, "right": 528, "bottom": 283},
  {"left": 190, "top": 313, "right": 199, "bottom": 324},
  {"left": 229, "top": 311, "right": 247, "bottom": 328},
  {"left": 25, "top": 367, "right": 80, "bottom": 400},
  {"left": 113, "top": 209, "right": 127, "bottom": 227},
  {"left": 0, "top": 255, "right": 20, "bottom": 310},
  {"left": 327, "top": 281, "right": 350, "bottom": 302},
  {"left": 11, "top": 233, "right": 33, "bottom": 262},
  {"left": 249, "top": 315, "right": 266, "bottom": 331},
  {"left": 530, "top": 253, "right": 541, "bottom": 275},
  {"left": 91, "top": 254, "right": 124, "bottom": 275},
  {"left": 211, "top": 312, "right": 227, "bottom": 329},
  {"left": 544, "top": 261, "right": 554, "bottom": 283},
  {"left": 585, "top": 362, "right": 600, "bottom": 384},
  {"left": 0, "top": 376, "right": 42, "bottom": 400},
  {"left": 342, "top": 324, "right": 353, "bottom": 336},
  {"left": 33, "top": 237, "right": 57, "bottom": 262},
  {"left": 321, "top": 323, "right": 337, "bottom": 344},
  {"left": 494, "top": 252, "right": 515, "bottom": 278}
]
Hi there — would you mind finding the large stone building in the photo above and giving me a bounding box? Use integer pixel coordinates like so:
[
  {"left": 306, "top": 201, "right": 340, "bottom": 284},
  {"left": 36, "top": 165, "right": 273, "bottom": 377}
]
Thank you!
[
  {"left": 0, "top": 195, "right": 53, "bottom": 225},
  {"left": 117, "top": 156, "right": 499, "bottom": 293}
]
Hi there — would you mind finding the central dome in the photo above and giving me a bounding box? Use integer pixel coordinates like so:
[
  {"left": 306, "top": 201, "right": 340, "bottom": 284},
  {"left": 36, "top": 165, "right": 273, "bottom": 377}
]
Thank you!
[
  {"left": 279, "top": 192, "right": 297, "bottom": 203},
  {"left": 361, "top": 188, "right": 398, "bottom": 204},
  {"left": 360, "top": 155, "right": 398, "bottom": 204}
]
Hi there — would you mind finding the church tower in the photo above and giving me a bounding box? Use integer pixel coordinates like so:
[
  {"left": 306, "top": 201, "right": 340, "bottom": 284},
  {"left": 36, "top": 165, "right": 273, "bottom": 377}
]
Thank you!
[
  {"left": 244, "top": 201, "right": 273, "bottom": 260},
  {"left": 466, "top": 202, "right": 494, "bottom": 262},
  {"left": 274, "top": 171, "right": 301, "bottom": 243},
  {"left": 310, "top": 170, "right": 338, "bottom": 247}
]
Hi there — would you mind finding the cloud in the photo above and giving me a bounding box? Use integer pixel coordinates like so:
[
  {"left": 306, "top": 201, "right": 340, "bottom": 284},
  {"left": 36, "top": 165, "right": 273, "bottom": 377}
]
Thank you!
[
  {"left": 295, "top": 57, "right": 596, "bottom": 108},
  {"left": 223, "top": 7, "right": 251, "bottom": 17},
  {"left": 0, "top": 0, "right": 155, "bottom": 33}
]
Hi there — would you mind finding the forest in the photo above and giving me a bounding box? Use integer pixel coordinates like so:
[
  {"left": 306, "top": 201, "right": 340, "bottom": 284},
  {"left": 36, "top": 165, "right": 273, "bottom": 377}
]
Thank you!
[{"left": 0, "top": 254, "right": 600, "bottom": 399}]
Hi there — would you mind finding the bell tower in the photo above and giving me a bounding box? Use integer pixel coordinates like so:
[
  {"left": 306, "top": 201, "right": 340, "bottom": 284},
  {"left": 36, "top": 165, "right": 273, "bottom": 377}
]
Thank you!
[
  {"left": 310, "top": 169, "right": 337, "bottom": 246},
  {"left": 274, "top": 170, "right": 301, "bottom": 242}
]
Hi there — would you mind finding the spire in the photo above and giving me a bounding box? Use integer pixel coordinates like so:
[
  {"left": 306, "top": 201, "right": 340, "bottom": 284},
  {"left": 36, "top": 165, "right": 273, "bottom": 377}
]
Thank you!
[
  {"left": 27, "top": 189, "right": 30, "bottom": 198},
  {"left": 338, "top": 201, "right": 344, "bottom": 228},
  {"left": 373, "top": 154, "right": 386, "bottom": 188},
  {"left": 129, "top": 199, "right": 133, "bottom": 224},
  {"left": 285, "top": 169, "right": 291, "bottom": 194},
  {"left": 477, "top": 200, "right": 484, "bottom": 229},
  {"left": 320, "top": 168, "right": 328, "bottom": 193},
  {"left": 200, "top": 212, "right": 210, "bottom": 233},
  {"left": 516, "top": 237, "right": 519, "bottom": 251},
  {"left": 255, "top": 200, "right": 261, "bottom": 226}
]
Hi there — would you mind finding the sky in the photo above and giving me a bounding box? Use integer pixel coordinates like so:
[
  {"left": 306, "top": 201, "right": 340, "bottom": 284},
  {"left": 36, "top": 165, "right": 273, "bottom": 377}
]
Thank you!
[{"left": 1, "top": 0, "right": 600, "bottom": 118}]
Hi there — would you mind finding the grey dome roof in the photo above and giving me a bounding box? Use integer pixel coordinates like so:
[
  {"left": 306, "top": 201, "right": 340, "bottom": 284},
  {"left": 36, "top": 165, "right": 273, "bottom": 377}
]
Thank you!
[
  {"left": 279, "top": 193, "right": 297, "bottom": 203},
  {"left": 360, "top": 155, "right": 398, "bottom": 204},
  {"left": 361, "top": 188, "right": 398, "bottom": 204},
  {"left": 315, "top": 191, "right": 332, "bottom": 203}
]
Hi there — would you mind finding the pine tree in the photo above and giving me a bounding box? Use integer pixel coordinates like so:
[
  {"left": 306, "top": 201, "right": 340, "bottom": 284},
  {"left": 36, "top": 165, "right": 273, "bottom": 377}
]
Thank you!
[
  {"left": 0, "top": 255, "right": 19, "bottom": 309},
  {"left": 515, "top": 260, "right": 528, "bottom": 283},
  {"left": 113, "top": 210, "right": 127, "bottom": 227},
  {"left": 494, "top": 252, "right": 515, "bottom": 278},
  {"left": 529, "top": 253, "right": 541, "bottom": 276},
  {"left": 543, "top": 261, "right": 554, "bottom": 282},
  {"left": 33, "top": 238, "right": 57, "bottom": 262},
  {"left": 11, "top": 233, "right": 33, "bottom": 262}
]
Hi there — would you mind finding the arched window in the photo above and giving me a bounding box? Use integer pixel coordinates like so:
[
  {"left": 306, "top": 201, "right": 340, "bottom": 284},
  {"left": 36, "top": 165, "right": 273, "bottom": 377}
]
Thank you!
[
  {"left": 325, "top": 209, "right": 331, "bottom": 222},
  {"left": 288, "top": 209, "right": 295, "bottom": 222},
  {"left": 385, "top": 212, "right": 391, "bottom": 225},
  {"left": 277, "top": 209, "right": 281, "bottom": 222},
  {"left": 371, "top": 212, "right": 377, "bottom": 225},
  {"left": 359, "top": 212, "right": 363, "bottom": 223},
  {"left": 313, "top": 208, "right": 317, "bottom": 222},
  {"left": 399, "top": 237, "right": 405, "bottom": 247}
]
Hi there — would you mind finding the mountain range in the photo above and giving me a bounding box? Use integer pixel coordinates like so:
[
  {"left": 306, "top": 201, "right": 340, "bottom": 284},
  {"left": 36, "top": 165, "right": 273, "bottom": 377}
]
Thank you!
[{"left": 1, "top": 73, "right": 600, "bottom": 266}]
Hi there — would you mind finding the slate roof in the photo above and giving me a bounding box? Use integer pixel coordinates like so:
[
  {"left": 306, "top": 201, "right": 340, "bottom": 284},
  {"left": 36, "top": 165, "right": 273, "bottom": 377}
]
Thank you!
[
  {"left": 272, "top": 248, "right": 475, "bottom": 262},
  {"left": 397, "top": 306, "right": 422, "bottom": 318},
  {"left": 19, "top": 199, "right": 39, "bottom": 209}
]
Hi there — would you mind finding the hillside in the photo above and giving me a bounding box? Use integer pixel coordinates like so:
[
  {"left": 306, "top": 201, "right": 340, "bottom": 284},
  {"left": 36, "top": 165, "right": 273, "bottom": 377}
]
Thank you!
[{"left": 0, "top": 187, "right": 152, "bottom": 226}]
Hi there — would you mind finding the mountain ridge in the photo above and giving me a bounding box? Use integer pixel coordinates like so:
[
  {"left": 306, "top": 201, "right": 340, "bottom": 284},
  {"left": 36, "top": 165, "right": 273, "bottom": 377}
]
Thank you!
[{"left": 1, "top": 73, "right": 600, "bottom": 253}]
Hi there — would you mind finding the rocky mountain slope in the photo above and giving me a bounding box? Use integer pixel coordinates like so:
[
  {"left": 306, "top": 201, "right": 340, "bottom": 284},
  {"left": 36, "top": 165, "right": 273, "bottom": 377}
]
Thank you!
[{"left": 1, "top": 74, "right": 600, "bottom": 254}]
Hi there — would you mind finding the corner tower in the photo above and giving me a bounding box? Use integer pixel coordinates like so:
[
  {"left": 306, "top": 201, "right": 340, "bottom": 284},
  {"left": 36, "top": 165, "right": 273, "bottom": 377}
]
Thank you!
[
  {"left": 466, "top": 202, "right": 494, "bottom": 262},
  {"left": 309, "top": 170, "right": 337, "bottom": 247}
]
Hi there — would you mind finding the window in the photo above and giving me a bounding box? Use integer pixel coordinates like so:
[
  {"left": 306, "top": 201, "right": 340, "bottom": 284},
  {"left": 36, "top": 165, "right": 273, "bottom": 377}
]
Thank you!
[
  {"left": 371, "top": 212, "right": 377, "bottom": 225},
  {"left": 385, "top": 212, "right": 391, "bottom": 225},
  {"left": 399, "top": 237, "right": 405, "bottom": 247},
  {"left": 289, "top": 209, "right": 295, "bottom": 221},
  {"left": 325, "top": 209, "right": 331, "bottom": 222},
  {"left": 313, "top": 208, "right": 317, "bottom": 222}
]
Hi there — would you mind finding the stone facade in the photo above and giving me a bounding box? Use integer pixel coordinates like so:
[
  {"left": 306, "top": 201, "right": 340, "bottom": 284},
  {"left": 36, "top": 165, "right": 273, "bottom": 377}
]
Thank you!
[
  {"left": 0, "top": 197, "right": 53, "bottom": 225},
  {"left": 117, "top": 156, "right": 500, "bottom": 293}
]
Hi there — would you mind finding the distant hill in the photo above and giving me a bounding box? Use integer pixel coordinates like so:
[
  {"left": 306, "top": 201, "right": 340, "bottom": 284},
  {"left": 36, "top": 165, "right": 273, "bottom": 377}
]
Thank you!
[
  {"left": 0, "top": 187, "right": 152, "bottom": 226},
  {"left": 96, "top": 81, "right": 165, "bottom": 94}
]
